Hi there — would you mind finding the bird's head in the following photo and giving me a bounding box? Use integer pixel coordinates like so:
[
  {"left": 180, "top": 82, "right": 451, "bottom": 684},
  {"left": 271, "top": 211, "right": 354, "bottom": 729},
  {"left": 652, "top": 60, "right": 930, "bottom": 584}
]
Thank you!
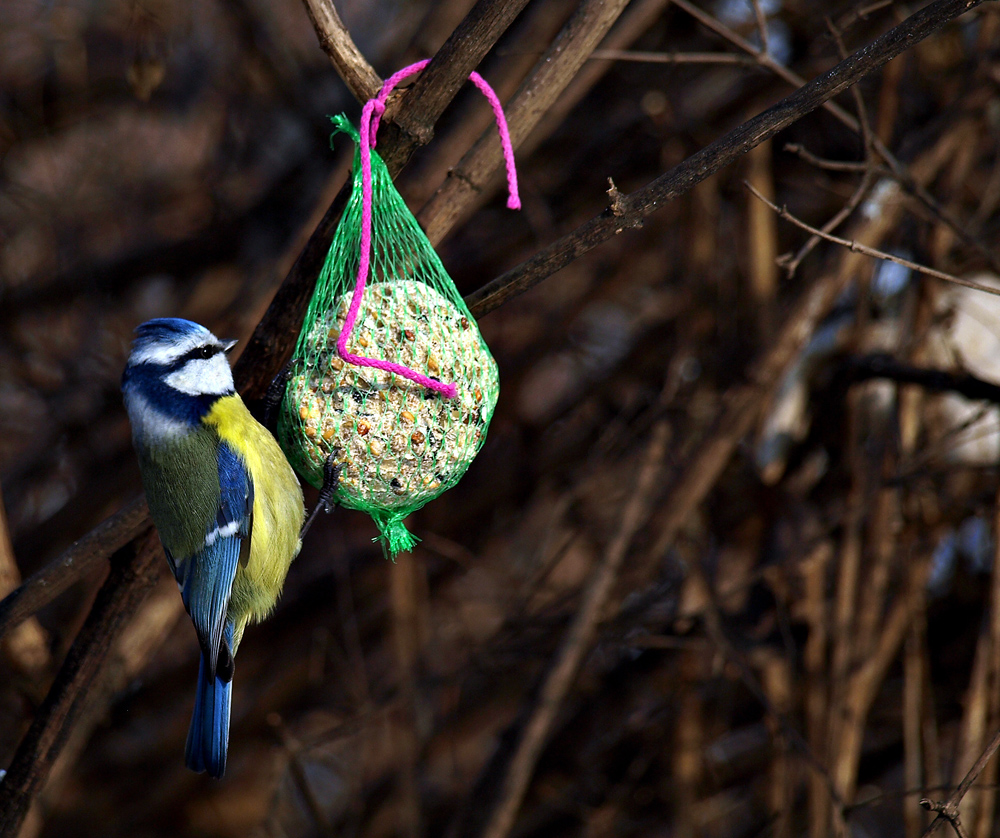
[{"left": 123, "top": 318, "right": 239, "bottom": 438}]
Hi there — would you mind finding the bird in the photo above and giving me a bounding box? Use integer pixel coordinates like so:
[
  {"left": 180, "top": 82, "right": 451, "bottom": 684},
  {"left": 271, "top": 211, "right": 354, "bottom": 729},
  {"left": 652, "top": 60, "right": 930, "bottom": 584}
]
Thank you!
[{"left": 121, "top": 317, "right": 305, "bottom": 778}]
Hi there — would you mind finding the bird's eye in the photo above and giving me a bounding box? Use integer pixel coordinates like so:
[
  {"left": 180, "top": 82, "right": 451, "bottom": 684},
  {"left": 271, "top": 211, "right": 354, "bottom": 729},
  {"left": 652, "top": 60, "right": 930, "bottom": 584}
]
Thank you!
[{"left": 198, "top": 346, "right": 216, "bottom": 359}]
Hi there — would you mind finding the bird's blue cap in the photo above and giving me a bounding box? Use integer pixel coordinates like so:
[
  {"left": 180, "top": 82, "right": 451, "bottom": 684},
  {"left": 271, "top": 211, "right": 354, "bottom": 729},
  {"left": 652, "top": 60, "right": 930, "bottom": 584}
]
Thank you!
[
  {"left": 133, "top": 318, "right": 216, "bottom": 349},
  {"left": 128, "top": 318, "right": 235, "bottom": 369}
]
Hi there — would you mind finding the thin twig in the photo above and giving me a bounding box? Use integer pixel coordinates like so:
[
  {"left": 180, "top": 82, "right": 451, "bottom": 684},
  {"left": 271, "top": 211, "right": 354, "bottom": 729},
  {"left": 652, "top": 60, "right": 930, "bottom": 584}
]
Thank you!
[
  {"left": 588, "top": 48, "right": 758, "bottom": 65},
  {"left": 477, "top": 422, "right": 671, "bottom": 838},
  {"left": 0, "top": 530, "right": 163, "bottom": 835},
  {"left": 670, "top": 0, "right": 1000, "bottom": 275},
  {"left": 0, "top": 496, "right": 151, "bottom": 640},
  {"left": 419, "top": 0, "right": 632, "bottom": 244},
  {"left": 777, "top": 170, "right": 877, "bottom": 277},
  {"left": 745, "top": 181, "right": 1000, "bottom": 299},
  {"left": 466, "top": 0, "right": 989, "bottom": 317},
  {"left": 795, "top": 14, "right": 881, "bottom": 282},
  {"left": 299, "top": 0, "right": 382, "bottom": 102},
  {"left": 784, "top": 143, "right": 872, "bottom": 172},
  {"left": 751, "top": 0, "right": 771, "bottom": 56},
  {"left": 826, "top": 16, "right": 876, "bottom": 157},
  {"left": 836, "top": 0, "right": 897, "bottom": 31},
  {"left": 921, "top": 727, "right": 1000, "bottom": 838}
]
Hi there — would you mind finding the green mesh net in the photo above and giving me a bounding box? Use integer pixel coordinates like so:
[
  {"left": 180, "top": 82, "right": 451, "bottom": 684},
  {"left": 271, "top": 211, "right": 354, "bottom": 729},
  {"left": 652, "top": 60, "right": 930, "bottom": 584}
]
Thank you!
[{"left": 278, "top": 116, "right": 500, "bottom": 558}]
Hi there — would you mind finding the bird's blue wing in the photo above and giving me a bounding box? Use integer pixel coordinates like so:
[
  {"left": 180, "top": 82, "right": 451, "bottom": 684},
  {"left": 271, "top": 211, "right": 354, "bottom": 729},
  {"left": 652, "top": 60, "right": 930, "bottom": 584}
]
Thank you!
[{"left": 177, "top": 441, "right": 253, "bottom": 680}]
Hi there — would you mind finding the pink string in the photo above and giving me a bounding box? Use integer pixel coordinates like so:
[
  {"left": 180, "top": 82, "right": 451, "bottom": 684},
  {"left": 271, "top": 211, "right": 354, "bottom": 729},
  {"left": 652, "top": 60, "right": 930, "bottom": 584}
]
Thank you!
[{"left": 336, "top": 60, "right": 520, "bottom": 400}]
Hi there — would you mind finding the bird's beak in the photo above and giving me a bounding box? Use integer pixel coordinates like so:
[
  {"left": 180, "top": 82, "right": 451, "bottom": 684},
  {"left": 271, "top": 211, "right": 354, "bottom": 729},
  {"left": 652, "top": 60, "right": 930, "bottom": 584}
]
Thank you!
[{"left": 223, "top": 339, "right": 238, "bottom": 354}]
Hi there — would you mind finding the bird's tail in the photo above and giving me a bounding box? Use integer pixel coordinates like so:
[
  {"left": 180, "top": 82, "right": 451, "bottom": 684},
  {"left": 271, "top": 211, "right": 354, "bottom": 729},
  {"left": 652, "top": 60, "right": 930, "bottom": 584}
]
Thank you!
[{"left": 185, "top": 630, "right": 234, "bottom": 778}]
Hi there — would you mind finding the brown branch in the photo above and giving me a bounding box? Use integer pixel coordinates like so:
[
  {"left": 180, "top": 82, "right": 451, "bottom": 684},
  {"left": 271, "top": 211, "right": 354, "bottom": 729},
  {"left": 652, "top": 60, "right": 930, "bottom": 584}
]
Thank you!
[
  {"left": 668, "top": 0, "right": 865, "bottom": 133},
  {"left": 374, "top": 0, "right": 533, "bottom": 173},
  {"left": 0, "top": 530, "right": 163, "bottom": 836},
  {"left": 416, "top": 0, "right": 671, "bottom": 237},
  {"left": 477, "top": 422, "right": 671, "bottom": 838},
  {"left": 921, "top": 727, "right": 1000, "bottom": 838},
  {"left": 843, "top": 354, "right": 1000, "bottom": 403},
  {"left": 784, "top": 142, "right": 872, "bottom": 172},
  {"left": 465, "top": 0, "right": 989, "bottom": 318},
  {"left": 745, "top": 181, "right": 1000, "bottom": 298},
  {"left": 751, "top": 0, "right": 771, "bottom": 56},
  {"left": 777, "top": 170, "right": 877, "bottom": 277},
  {"left": 588, "top": 48, "right": 757, "bottom": 65},
  {"left": 768, "top": 16, "right": 882, "bottom": 279},
  {"left": 0, "top": 484, "right": 49, "bottom": 677},
  {"left": 670, "top": 0, "right": 1000, "bottom": 275},
  {"left": 0, "top": 496, "right": 151, "bottom": 640},
  {"left": 526, "top": 0, "right": 671, "bottom": 159},
  {"left": 299, "top": 0, "right": 382, "bottom": 102},
  {"left": 419, "top": 0, "right": 631, "bottom": 245}
]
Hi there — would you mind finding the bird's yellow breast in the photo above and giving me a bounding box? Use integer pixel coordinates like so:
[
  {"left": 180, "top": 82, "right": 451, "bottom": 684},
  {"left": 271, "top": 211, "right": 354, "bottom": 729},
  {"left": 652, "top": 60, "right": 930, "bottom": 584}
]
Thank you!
[{"left": 203, "top": 395, "right": 305, "bottom": 648}]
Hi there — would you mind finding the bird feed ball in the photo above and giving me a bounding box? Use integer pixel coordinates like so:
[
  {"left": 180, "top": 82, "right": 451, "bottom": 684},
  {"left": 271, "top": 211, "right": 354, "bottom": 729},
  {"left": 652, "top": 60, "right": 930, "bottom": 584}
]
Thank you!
[{"left": 279, "top": 280, "right": 499, "bottom": 543}]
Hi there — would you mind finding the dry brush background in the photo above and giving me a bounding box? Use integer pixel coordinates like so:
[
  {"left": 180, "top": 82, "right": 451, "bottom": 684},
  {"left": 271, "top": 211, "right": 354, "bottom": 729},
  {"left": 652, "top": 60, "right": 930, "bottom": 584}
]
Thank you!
[{"left": 3, "top": 0, "right": 1000, "bottom": 837}]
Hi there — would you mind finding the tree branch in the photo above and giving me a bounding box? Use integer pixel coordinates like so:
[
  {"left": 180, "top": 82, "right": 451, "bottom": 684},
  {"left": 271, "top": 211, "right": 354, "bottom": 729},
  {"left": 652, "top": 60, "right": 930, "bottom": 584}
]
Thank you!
[
  {"left": 418, "top": 0, "right": 632, "bottom": 244},
  {"left": 374, "top": 0, "right": 533, "bottom": 172},
  {"left": 465, "top": 0, "right": 990, "bottom": 318},
  {"left": 0, "top": 531, "right": 163, "bottom": 836},
  {"left": 478, "top": 422, "right": 671, "bottom": 838},
  {"left": 0, "top": 498, "right": 150, "bottom": 639},
  {"left": 921, "top": 727, "right": 1000, "bottom": 838},
  {"left": 300, "top": 0, "right": 382, "bottom": 102},
  {"left": 745, "top": 180, "right": 1000, "bottom": 298},
  {"left": 843, "top": 354, "right": 1000, "bottom": 403}
]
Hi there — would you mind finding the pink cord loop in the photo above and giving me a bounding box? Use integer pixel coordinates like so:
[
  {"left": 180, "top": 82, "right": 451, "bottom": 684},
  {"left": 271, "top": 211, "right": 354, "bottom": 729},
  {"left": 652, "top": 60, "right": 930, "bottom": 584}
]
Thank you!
[{"left": 337, "top": 60, "right": 520, "bottom": 399}]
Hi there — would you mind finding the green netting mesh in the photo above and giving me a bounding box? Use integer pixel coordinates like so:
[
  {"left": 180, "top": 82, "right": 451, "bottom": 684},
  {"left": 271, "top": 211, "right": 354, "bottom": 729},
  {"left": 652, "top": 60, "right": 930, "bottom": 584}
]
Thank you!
[{"left": 278, "top": 116, "right": 500, "bottom": 558}]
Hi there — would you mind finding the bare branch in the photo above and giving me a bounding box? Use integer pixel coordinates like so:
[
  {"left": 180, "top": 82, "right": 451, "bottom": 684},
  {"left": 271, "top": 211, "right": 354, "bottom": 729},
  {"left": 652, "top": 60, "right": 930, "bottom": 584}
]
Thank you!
[
  {"left": 745, "top": 180, "right": 1000, "bottom": 298},
  {"left": 588, "top": 47, "right": 758, "bottom": 65},
  {"left": 751, "top": 0, "right": 771, "bottom": 56},
  {"left": 671, "top": 0, "right": 1000, "bottom": 274},
  {"left": 375, "top": 0, "right": 533, "bottom": 172},
  {"left": 921, "top": 727, "right": 1000, "bottom": 838},
  {"left": 777, "top": 170, "right": 877, "bottom": 277},
  {"left": 419, "top": 0, "right": 632, "bottom": 244},
  {"left": 0, "top": 497, "right": 151, "bottom": 639},
  {"left": 478, "top": 422, "right": 671, "bottom": 838},
  {"left": 784, "top": 142, "right": 871, "bottom": 172},
  {"left": 0, "top": 531, "right": 164, "bottom": 835},
  {"left": 466, "top": 0, "right": 989, "bottom": 318},
  {"left": 299, "top": 0, "right": 382, "bottom": 102}
]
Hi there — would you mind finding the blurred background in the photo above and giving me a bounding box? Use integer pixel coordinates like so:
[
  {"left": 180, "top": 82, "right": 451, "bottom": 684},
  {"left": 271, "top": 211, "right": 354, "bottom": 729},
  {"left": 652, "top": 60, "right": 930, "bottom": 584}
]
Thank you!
[{"left": 3, "top": 0, "right": 1000, "bottom": 836}]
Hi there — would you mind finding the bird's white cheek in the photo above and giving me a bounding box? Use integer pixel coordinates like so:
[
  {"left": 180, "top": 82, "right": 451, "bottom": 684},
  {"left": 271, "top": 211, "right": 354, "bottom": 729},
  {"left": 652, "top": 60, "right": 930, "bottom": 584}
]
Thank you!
[{"left": 165, "top": 356, "right": 234, "bottom": 396}]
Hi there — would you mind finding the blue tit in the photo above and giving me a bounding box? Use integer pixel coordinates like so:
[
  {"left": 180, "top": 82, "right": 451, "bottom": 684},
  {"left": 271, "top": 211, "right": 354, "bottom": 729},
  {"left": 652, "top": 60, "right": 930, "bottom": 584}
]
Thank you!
[{"left": 121, "top": 318, "right": 305, "bottom": 778}]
